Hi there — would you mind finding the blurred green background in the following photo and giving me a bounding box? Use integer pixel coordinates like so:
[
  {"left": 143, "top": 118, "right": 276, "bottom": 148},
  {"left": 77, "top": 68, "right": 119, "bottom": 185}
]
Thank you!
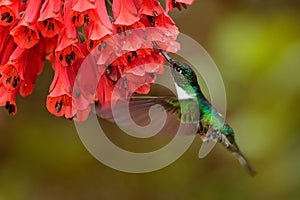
[{"left": 1, "top": 0, "right": 300, "bottom": 199}]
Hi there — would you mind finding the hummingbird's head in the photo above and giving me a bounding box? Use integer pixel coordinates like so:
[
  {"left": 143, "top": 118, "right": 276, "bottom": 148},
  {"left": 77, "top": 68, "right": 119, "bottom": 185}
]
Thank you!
[
  {"left": 169, "top": 60, "right": 199, "bottom": 90},
  {"left": 157, "top": 49, "right": 199, "bottom": 91}
]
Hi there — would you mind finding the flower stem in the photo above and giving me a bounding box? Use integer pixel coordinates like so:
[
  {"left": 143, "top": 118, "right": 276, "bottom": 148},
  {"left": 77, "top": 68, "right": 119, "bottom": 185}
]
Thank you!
[{"left": 77, "top": 26, "right": 88, "bottom": 43}]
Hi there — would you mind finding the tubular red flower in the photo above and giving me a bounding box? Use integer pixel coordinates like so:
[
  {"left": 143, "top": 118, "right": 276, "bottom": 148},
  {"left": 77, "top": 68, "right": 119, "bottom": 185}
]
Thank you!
[
  {"left": 95, "top": 0, "right": 112, "bottom": 29},
  {"left": 70, "top": 0, "right": 99, "bottom": 26},
  {"left": 109, "top": 65, "right": 155, "bottom": 101},
  {"left": 86, "top": 0, "right": 113, "bottom": 51},
  {"left": 135, "top": 0, "right": 179, "bottom": 49},
  {"left": 140, "top": 12, "right": 179, "bottom": 47},
  {"left": 0, "top": 0, "right": 19, "bottom": 26},
  {"left": 47, "top": 60, "right": 91, "bottom": 121},
  {"left": 113, "top": 0, "right": 140, "bottom": 26},
  {"left": 55, "top": 31, "right": 84, "bottom": 66},
  {"left": 166, "top": 0, "right": 194, "bottom": 12},
  {"left": 37, "top": 0, "right": 64, "bottom": 38},
  {"left": 10, "top": 0, "right": 43, "bottom": 49},
  {"left": 0, "top": 38, "right": 16, "bottom": 66},
  {"left": 1, "top": 41, "right": 46, "bottom": 97},
  {"left": 96, "top": 69, "right": 120, "bottom": 111},
  {"left": 0, "top": 83, "right": 18, "bottom": 114},
  {"left": 55, "top": 0, "right": 84, "bottom": 66},
  {"left": 137, "top": 0, "right": 166, "bottom": 28},
  {"left": 47, "top": 62, "right": 73, "bottom": 118},
  {"left": 95, "top": 37, "right": 120, "bottom": 66},
  {"left": 139, "top": 0, "right": 164, "bottom": 17},
  {"left": 0, "top": 29, "right": 19, "bottom": 114},
  {"left": 19, "top": 43, "right": 46, "bottom": 96},
  {"left": 0, "top": 23, "right": 17, "bottom": 66},
  {"left": 87, "top": 21, "right": 112, "bottom": 52},
  {"left": 138, "top": 14, "right": 180, "bottom": 53},
  {"left": 62, "top": 0, "right": 78, "bottom": 39},
  {"left": 144, "top": 11, "right": 177, "bottom": 32},
  {"left": 0, "top": 63, "right": 20, "bottom": 91},
  {"left": 128, "top": 49, "right": 165, "bottom": 73},
  {"left": 112, "top": 22, "right": 145, "bottom": 51}
]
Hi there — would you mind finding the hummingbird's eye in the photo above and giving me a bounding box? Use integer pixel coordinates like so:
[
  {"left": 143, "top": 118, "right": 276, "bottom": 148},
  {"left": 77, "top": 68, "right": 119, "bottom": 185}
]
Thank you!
[{"left": 175, "top": 66, "right": 183, "bottom": 74}]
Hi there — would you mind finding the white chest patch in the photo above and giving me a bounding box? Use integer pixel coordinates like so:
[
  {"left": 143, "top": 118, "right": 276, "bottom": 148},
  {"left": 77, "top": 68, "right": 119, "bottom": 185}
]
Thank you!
[{"left": 174, "top": 83, "right": 195, "bottom": 100}]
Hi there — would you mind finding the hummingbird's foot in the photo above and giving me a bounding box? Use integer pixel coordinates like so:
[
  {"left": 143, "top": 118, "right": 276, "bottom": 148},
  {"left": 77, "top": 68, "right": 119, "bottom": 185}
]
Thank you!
[{"left": 200, "top": 135, "right": 208, "bottom": 143}]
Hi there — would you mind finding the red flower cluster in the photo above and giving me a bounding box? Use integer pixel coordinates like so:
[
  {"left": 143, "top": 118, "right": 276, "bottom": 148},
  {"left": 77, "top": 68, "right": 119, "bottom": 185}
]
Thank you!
[{"left": 0, "top": 0, "right": 193, "bottom": 121}]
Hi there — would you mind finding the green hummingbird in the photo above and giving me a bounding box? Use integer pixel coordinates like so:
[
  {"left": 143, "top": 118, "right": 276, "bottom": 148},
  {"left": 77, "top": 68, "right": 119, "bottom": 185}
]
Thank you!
[{"left": 155, "top": 49, "right": 256, "bottom": 176}]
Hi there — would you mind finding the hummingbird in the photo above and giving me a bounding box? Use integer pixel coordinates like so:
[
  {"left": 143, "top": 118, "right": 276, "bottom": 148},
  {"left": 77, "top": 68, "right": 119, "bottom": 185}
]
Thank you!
[{"left": 154, "top": 48, "right": 256, "bottom": 176}]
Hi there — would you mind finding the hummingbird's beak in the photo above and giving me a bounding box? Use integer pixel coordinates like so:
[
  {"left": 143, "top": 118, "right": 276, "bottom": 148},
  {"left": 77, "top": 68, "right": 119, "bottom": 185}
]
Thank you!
[
  {"left": 159, "top": 49, "right": 173, "bottom": 64},
  {"left": 152, "top": 41, "right": 173, "bottom": 64}
]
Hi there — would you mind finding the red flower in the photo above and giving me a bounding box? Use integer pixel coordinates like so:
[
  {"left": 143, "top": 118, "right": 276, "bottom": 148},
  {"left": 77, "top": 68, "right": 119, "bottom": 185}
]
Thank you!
[
  {"left": 55, "top": 31, "right": 84, "bottom": 66},
  {"left": 137, "top": 0, "right": 179, "bottom": 50},
  {"left": 96, "top": 67, "right": 119, "bottom": 110},
  {"left": 70, "top": 0, "right": 99, "bottom": 26},
  {"left": 112, "top": 21, "right": 145, "bottom": 51},
  {"left": 113, "top": 0, "right": 140, "bottom": 26},
  {"left": 139, "top": 0, "right": 164, "bottom": 17},
  {"left": 118, "top": 60, "right": 158, "bottom": 95},
  {"left": 47, "top": 61, "right": 73, "bottom": 117},
  {"left": 46, "top": 60, "right": 91, "bottom": 121},
  {"left": 0, "top": 83, "right": 18, "bottom": 114},
  {"left": 166, "top": 0, "right": 194, "bottom": 12},
  {"left": 0, "top": 61, "right": 21, "bottom": 91},
  {"left": 0, "top": 0, "right": 20, "bottom": 26},
  {"left": 0, "top": 21, "right": 18, "bottom": 114},
  {"left": 10, "top": 0, "right": 43, "bottom": 49},
  {"left": 87, "top": 21, "right": 112, "bottom": 52},
  {"left": 95, "top": 0, "right": 112, "bottom": 29},
  {"left": 0, "top": 24, "right": 17, "bottom": 66},
  {"left": 151, "top": 12, "right": 178, "bottom": 38},
  {"left": 37, "top": 0, "right": 64, "bottom": 38},
  {"left": 55, "top": 0, "right": 83, "bottom": 66},
  {"left": 1, "top": 41, "right": 45, "bottom": 97},
  {"left": 86, "top": 0, "right": 113, "bottom": 52}
]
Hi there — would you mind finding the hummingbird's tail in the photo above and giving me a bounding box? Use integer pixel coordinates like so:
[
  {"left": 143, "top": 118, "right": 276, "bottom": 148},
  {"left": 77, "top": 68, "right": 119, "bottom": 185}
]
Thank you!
[
  {"left": 232, "top": 147, "right": 257, "bottom": 177},
  {"left": 222, "top": 134, "right": 256, "bottom": 176}
]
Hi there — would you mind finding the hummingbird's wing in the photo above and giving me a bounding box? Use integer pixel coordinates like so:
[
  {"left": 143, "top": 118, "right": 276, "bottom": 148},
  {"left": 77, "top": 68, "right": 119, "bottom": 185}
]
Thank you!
[{"left": 97, "top": 96, "right": 199, "bottom": 137}]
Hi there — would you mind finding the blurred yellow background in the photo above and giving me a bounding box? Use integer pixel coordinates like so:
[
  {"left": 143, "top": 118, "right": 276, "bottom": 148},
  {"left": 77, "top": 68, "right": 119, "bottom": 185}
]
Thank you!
[{"left": 1, "top": 0, "right": 300, "bottom": 199}]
